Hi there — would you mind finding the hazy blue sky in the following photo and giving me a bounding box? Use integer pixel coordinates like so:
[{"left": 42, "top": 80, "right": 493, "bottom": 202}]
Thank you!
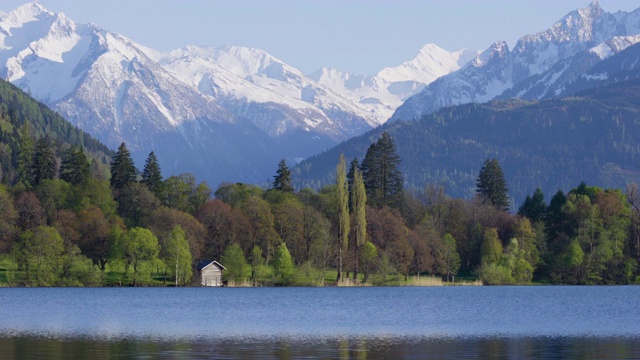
[{"left": 2, "top": 1, "right": 639, "bottom": 74}]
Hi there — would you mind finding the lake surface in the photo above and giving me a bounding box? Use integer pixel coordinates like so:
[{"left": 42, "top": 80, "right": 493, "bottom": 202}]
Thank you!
[{"left": 1, "top": 286, "right": 639, "bottom": 358}]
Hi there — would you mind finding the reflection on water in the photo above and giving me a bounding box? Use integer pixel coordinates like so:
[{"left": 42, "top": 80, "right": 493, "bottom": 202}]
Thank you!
[
  {"left": 1, "top": 287, "right": 640, "bottom": 358},
  {"left": 1, "top": 335, "right": 640, "bottom": 359}
]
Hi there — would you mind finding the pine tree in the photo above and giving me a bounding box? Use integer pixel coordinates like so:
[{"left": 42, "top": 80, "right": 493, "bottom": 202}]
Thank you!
[
  {"left": 361, "top": 132, "right": 404, "bottom": 208},
  {"left": 347, "top": 157, "right": 359, "bottom": 208},
  {"left": 351, "top": 165, "right": 367, "bottom": 282},
  {"left": 475, "top": 158, "right": 510, "bottom": 210},
  {"left": 60, "top": 146, "right": 90, "bottom": 185},
  {"left": 272, "top": 159, "right": 294, "bottom": 192},
  {"left": 32, "top": 138, "right": 56, "bottom": 186},
  {"left": 141, "top": 151, "right": 163, "bottom": 196},
  {"left": 110, "top": 142, "right": 137, "bottom": 190},
  {"left": 518, "top": 188, "right": 546, "bottom": 223},
  {"left": 336, "top": 154, "right": 350, "bottom": 282},
  {"left": 17, "top": 125, "right": 34, "bottom": 186}
]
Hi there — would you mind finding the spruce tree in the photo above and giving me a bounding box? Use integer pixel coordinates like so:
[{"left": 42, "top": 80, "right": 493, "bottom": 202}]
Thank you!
[
  {"left": 32, "top": 138, "right": 56, "bottom": 186},
  {"left": 60, "top": 146, "right": 90, "bottom": 185},
  {"left": 110, "top": 142, "right": 137, "bottom": 190},
  {"left": 141, "top": 151, "right": 163, "bottom": 196},
  {"left": 17, "top": 125, "right": 34, "bottom": 186},
  {"left": 272, "top": 159, "right": 294, "bottom": 192},
  {"left": 475, "top": 158, "right": 510, "bottom": 210},
  {"left": 518, "top": 188, "right": 546, "bottom": 223},
  {"left": 361, "top": 132, "right": 404, "bottom": 208},
  {"left": 347, "top": 157, "right": 359, "bottom": 208}
]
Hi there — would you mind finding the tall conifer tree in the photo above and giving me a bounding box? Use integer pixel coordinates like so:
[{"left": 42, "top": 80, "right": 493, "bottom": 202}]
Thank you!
[
  {"left": 361, "top": 132, "right": 404, "bottom": 208},
  {"left": 141, "top": 151, "right": 163, "bottom": 197},
  {"left": 60, "top": 146, "right": 90, "bottom": 185},
  {"left": 110, "top": 142, "right": 137, "bottom": 190},
  {"left": 476, "top": 158, "right": 510, "bottom": 211},
  {"left": 272, "top": 159, "right": 294, "bottom": 193},
  {"left": 32, "top": 138, "right": 56, "bottom": 186}
]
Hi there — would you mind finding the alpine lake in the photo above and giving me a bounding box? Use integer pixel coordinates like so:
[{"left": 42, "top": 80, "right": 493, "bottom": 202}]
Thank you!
[{"left": 1, "top": 286, "right": 639, "bottom": 359}]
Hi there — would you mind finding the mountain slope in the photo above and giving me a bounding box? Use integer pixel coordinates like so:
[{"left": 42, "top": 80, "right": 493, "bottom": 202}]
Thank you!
[
  {"left": 391, "top": 2, "right": 640, "bottom": 122},
  {"left": 310, "top": 44, "right": 478, "bottom": 124},
  {"left": 0, "top": 77, "right": 113, "bottom": 182},
  {"left": 294, "top": 79, "right": 640, "bottom": 207},
  {"left": 0, "top": 3, "right": 333, "bottom": 185}
]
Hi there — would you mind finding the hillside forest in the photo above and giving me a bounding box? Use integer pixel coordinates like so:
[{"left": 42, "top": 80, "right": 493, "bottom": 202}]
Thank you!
[{"left": 0, "top": 79, "right": 639, "bottom": 287}]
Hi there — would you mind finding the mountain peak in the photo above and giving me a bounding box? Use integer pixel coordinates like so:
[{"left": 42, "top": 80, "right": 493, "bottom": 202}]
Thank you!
[
  {"left": 472, "top": 41, "right": 509, "bottom": 67},
  {"left": 9, "top": 1, "right": 52, "bottom": 18}
]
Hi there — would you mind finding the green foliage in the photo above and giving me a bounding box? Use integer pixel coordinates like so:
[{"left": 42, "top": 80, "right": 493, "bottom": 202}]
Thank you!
[
  {"left": 32, "top": 138, "right": 56, "bottom": 186},
  {"left": 13, "top": 226, "right": 65, "bottom": 286},
  {"left": 110, "top": 142, "right": 137, "bottom": 191},
  {"left": 359, "top": 241, "right": 378, "bottom": 283},
  {"left": 164, "top": 226, "right": 192, "bottom": 286},
  {"left": 336, "top": 154, "right": 350, "bottom": 281},
  {"left": 60, "top": 146, "right": 90, "bottom": 185},
  {"left": 221, "top": 242, "right": 251, "bottom": 283},
  {"left": 122, "top": 227, "right": 160, "bottom": 286},
  {"left": 141, "top": 151, "right": 163, "bottom": 197},
  {"left": 518, "top": 188, "right": 546, "bottom": 223},
  {"left": 272, "top": 242, "right": 294, "bottom": 284},
  {"left": 441, "top": 233, "right": 461, "bottom": 281},
  {"left": 272, "top": 159, "right": 294, "bottom": 193},
  {"left": 476, "top": 158, "right": 510, "bottom": 210},
  {"left": 361, "top": 132, "right": 404, "bottom": 208},
  {"left": 481, "top": 228, "right": 503, "bottom": 266}
]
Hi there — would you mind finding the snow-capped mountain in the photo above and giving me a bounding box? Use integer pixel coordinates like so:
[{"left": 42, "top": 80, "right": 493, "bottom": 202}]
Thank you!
[
  {"left": 0, "top": 2, "right": 291, "bottom": 185},
  {"left": 0, "top": 1, "right": 475, "bottom": 186},
  {"left": 391, "top": 1, "right": 640, "bottom": 122},
  {"left": 150, "top": 45, "right": 375, "bottom": 139},
  {"left": 310, "top": 44, "right": 477, "bottom": 123}
]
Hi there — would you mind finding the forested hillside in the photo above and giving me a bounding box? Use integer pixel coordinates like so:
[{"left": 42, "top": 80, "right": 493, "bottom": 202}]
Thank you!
[
  {"left": 294, "top": 79, "right": 640, "bottom": 207},
  {"left": 0, "top": 79, "right": 114, "bottom": 183}
]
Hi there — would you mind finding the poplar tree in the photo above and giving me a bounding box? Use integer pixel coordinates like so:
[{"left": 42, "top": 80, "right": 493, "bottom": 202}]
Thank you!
[
  {"left": 272, "top": 159, "right": 294, "bottom": 193},
  {"left": 110, "top": 142, "right": 137, "bottom": 191},
  {"left": 336, "top": 154, "right": 350, "bottom": 282},
  {"left": 351, "top": 166, "right": 367, "bottom": 282}
]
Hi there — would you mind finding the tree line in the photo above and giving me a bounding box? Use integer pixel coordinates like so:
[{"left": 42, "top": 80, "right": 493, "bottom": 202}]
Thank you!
[{"left": 1, "top": 129, "right": 639, "bottom": 286}]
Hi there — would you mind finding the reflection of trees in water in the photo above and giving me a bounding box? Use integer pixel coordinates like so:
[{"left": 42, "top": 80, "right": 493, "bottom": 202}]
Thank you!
[{"left": 1, "top": 337, "right": 639, "bottom": 359}]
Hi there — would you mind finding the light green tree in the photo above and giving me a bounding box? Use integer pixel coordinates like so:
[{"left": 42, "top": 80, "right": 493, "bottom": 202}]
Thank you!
[
  {"left": 221, "top": 242, "right": 251, "bottom": 284},
  {"left": 164, "top": 225, "right": 192, "bottom": 286},
  {"left": 122, "top": 227, "right": 160, "bottom": 286},
  {"left": 14, "top": 226, "right": 65, "bottom": 286},
  {"left": 272, "top": 242, "right": 294, "bottom": 284},
  {"left": 336, "top": 154, "right": 350, "bottom": 282},
  {"left": 351, "top": 166, "right": 367, "bottom": 282},
  {"left": 359, "top": 241, "right": 378, "bottom": 283},
  {"left": 441, "top": 233, "right": 461, "bottom": 282}
]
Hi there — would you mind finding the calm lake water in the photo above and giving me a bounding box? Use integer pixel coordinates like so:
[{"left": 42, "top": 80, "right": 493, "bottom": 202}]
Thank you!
[{"left": 0, "top": 286, "right": 639, "bottom": 359}]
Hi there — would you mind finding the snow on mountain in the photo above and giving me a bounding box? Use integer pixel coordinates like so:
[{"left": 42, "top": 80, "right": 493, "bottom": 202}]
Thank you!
[
  {"left": 391, "top": 1, "right": 640, "bottom": 122},
  {"left": 310, "top": 44, "right": 478, "bottom": 124},
  {"left": 151, "top": 45, "right": 374, "bottom": 139}
]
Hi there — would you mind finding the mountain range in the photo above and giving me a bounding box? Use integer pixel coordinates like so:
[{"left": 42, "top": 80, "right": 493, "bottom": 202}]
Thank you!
[
  {"left": 0, "top": 2, "right": 470, "bottom": 187},
  {"left": 1, "top": 1, "right": 640, "bottom": 196}
]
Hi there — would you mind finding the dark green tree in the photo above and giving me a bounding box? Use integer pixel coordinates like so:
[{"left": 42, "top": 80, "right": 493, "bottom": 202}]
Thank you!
[
  {"left": 272, "top": 159, "right": 294, "bottom": 193},
  {"left": 347, "top": 157, "right": 359, "bottom": 208},
  {"left": 361, "top": 132, "right": 404, "bottom": 208},
  {"left": 110, "top": 142, "right": 137, "bottom": 190},
  {"left": 32, "top": 138, "right": 56, "bottom": 186},
  {"left": 518, "top": 188, "right": 546, "bottom": 223},
  {"left": 17, "top": 125, "right": 34, "bottom": 186},
  {"left": 60, "top": 146, "right": 90, "bottom": 185},
  {"left": 475, "top": 158, "right": 510, "bottom": 211},
  {"left": 141, "top": 151, "right": 163, "bottom": 196}
]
